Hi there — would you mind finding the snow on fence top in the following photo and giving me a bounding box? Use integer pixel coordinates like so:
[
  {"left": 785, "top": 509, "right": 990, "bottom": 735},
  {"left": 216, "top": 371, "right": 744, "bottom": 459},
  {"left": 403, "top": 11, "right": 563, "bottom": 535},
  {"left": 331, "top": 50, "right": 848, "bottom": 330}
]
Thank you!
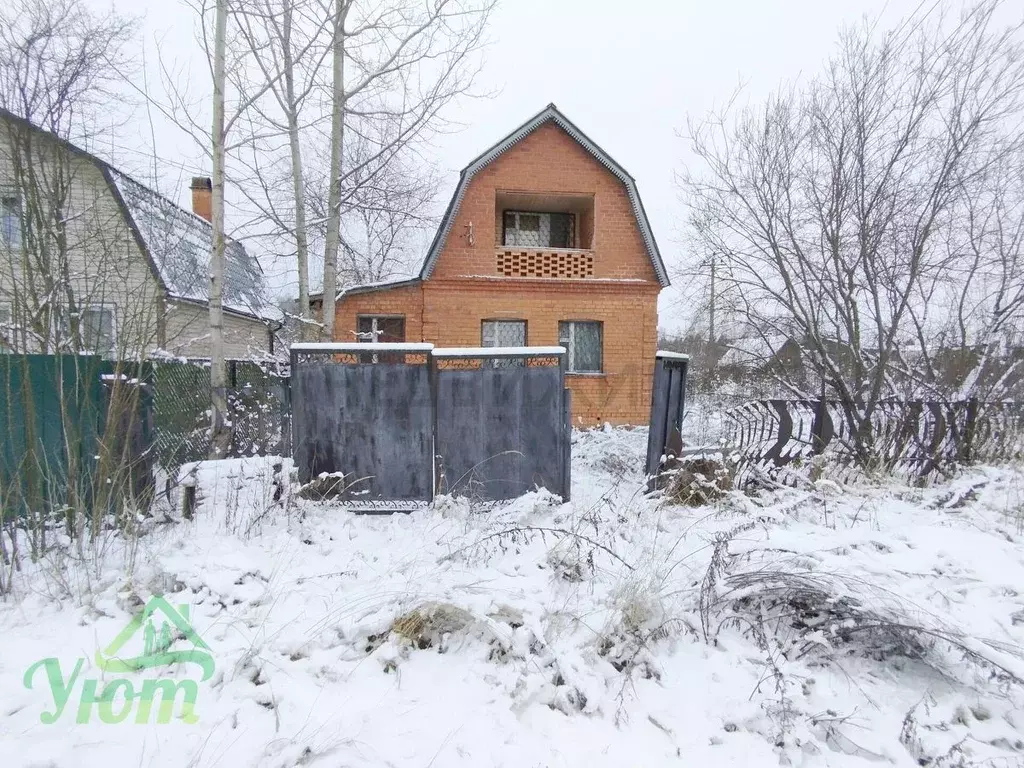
[
  {"left": 290, "top": 343, "right": 566, "bottom": 357},
  {"left": 431, "top": 346, "right": 565, "bottom": 357},
  {"left": 290, "top": 342, "right": 435, "bottom": 352},
  {"left": 656, "top": 350, "right": 691, "bottom": 360}
]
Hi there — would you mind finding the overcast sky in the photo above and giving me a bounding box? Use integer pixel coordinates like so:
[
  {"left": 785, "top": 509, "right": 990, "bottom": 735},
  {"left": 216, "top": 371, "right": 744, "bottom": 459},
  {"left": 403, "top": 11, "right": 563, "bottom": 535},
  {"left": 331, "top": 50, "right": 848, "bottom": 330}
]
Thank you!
[{"left": 91, "top": 0, "right": 925, "bottom": 331}]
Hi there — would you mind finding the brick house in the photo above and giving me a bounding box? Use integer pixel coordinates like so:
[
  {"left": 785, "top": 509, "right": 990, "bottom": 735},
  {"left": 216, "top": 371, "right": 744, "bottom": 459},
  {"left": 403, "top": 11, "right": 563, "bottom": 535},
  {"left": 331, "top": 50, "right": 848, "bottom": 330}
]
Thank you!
[{"left": 328, "top": 104, "right": 669, "bottom": 425}]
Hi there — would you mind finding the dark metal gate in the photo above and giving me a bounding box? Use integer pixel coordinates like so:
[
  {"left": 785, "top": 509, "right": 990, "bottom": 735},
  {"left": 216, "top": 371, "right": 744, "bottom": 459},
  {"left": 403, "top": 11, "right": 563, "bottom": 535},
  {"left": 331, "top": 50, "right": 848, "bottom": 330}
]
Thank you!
[
  {"left": 290, "top": 343, "right": 571, "bottom": 508},
  {"left": 290, "top": 344, "right": 434, "bottom": 503},
  {"left": 433, "top": 347, "right": 571, "bottom": 501}
]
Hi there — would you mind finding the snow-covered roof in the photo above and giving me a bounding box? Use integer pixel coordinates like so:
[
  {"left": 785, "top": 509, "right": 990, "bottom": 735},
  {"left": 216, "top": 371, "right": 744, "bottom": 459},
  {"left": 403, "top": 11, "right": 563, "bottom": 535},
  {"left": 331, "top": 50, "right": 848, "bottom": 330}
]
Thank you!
[
  {"left": 432, "top": 346, "right": 565, "bottom": 357},
  {"left": 291, "top": 342, "right": 434, "bottom": 353},
  {"left": 107, "top": 170, "right": 277, "bottom": 321},
  {"left": 334, "top": 276, "right": 423, "bottom": 299},
  {"left": 418, "top": 104, "right": 670, "bottom": 288}
]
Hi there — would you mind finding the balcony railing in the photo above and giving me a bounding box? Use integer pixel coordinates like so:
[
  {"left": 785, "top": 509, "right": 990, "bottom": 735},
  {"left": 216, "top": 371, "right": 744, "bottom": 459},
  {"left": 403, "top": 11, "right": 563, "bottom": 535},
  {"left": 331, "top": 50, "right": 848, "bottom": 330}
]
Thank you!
[{"left": 495, "top": 246, "right": 594, "bottom": 279}]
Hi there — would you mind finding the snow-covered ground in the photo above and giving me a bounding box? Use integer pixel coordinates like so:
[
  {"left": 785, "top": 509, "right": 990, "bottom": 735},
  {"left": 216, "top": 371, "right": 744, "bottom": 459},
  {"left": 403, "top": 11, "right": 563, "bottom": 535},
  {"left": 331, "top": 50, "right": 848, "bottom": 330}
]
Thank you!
[{"left": 3, "top": 428, "right": 1024, "bottom": 767}]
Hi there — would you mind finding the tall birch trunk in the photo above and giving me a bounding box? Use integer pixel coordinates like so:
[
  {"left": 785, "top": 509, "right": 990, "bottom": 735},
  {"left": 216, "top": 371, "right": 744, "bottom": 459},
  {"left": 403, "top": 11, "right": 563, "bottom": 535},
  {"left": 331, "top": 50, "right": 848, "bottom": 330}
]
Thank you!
[
  {"left": 321, "top": 0, "right": 347, "bottom": 341},
  {"left": 282, "top": 2, "right": 312, "bottom": 340},
  {"left": 209, "top": 0, "right": 231, "bottom": 458}
]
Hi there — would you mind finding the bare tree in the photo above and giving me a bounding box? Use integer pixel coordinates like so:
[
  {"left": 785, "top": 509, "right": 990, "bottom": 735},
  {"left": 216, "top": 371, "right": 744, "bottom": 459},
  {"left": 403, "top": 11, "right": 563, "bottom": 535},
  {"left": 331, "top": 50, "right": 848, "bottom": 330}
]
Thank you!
[
  {"left": 0, "top": 0, "right": 139, "bottom": 355},
  {"left": 305, "top": 127, "right": 440, "bottom": 285},
  {"left": 225, "top": 0, "right": 491, "bottom": 340},
  {"left": 231, "top": 0, "right": 330, "bottom": 341},
  {"left": 315, "top": 0, "right": 494, "bottom": 340},
  {"left": 680, "top": 0, "right": 1024, "bottom": 464},
  {"left": 156, "top": 0, "right": 287, "bottom": 454}
]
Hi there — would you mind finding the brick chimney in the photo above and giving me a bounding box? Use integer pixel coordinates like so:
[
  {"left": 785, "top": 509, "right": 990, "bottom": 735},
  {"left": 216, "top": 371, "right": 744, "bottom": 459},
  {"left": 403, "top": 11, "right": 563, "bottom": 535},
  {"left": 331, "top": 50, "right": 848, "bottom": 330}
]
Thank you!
[{"left": 190, "top": 176, "right": 212, "bottom": 222}]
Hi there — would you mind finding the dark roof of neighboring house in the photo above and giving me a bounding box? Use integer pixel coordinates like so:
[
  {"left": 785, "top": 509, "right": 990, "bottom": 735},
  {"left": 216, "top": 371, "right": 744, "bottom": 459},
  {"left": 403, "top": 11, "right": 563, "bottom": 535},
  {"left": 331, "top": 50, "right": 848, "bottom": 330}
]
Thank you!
[
  {"left": 107, "top": 169, "right": 276, "bottom": 320},
  {"left": 418, "top": 103, "right": 670, "bottom": 288},
  {"left": 0, "top": 108, "right": 277, "bottom": 322}
]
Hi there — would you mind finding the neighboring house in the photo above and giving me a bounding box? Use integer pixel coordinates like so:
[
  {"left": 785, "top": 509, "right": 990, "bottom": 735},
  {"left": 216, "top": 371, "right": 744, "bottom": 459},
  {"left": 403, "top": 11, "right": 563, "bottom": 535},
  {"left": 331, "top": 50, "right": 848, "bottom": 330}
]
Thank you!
[
  {"left": 318, "top": 104, "right": 670, "bottom": 425},
  {"left": 0, "top": 108, "right": 279, "bottom": 359},
  {"left": 718, "top": 334, "right": 805, "bottom": 379}
]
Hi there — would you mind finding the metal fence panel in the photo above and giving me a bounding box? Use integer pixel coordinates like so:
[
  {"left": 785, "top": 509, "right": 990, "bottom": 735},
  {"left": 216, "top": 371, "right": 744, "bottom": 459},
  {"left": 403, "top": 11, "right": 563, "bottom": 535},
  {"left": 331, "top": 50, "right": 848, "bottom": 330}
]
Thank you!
[
  {"left": 435, "top": 365, "right": 565, "bottom": 500},
  {"left": 152, "top": 359, "right": 289, "bottom": 479},
  {"left": 0, "top": 355, "right": 153, "bottom": 519},
  {"left": 291, "top": 360, "right": 433, "bottom": 500},
  {"left": 723, "top": 397, "right": 1024, "bottom": 486}
]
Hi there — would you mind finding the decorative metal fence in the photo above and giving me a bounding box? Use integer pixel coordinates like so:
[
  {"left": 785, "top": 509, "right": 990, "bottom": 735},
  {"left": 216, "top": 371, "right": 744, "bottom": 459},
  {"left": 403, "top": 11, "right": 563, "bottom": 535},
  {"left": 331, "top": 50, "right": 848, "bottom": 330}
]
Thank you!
[{"left": 724, "top": 397, "right": 1024, "bottom": 485}]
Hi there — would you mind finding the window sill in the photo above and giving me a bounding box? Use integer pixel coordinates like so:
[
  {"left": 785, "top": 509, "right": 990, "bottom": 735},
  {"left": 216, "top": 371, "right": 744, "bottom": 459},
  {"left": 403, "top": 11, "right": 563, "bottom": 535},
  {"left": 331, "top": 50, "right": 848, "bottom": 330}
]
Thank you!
[{"left": 566, "top": 371, "right": 606, "bottom": 378}]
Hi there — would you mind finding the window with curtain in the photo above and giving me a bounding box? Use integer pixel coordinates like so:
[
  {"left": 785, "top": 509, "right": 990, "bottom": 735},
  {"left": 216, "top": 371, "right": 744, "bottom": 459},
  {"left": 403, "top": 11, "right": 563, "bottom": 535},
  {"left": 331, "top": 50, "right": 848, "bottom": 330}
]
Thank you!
[
  {"left": 559, "top": 321, "right": 602, "bottom": 373},
  {"left": 482, "top": 320, "right": 526, "bottom": 368},
  {"left": 1, "top": 195, "right": 21, "bottom": 247},
  {"left": 502, "top": 211, "right": 574, "bottom": 248},
  {"left": 481, "top": 319, "right": 526, "bottom": 347},
  {"left": 81, "top": 306, "right": 116, "bottom": 354}
]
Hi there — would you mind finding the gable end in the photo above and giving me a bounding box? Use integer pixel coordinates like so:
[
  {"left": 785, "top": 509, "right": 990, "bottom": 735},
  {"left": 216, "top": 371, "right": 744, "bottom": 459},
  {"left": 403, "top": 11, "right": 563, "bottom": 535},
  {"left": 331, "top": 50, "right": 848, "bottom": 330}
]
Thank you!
[{"left": 419, "top": 104, "right": 669, "bottom": 287}]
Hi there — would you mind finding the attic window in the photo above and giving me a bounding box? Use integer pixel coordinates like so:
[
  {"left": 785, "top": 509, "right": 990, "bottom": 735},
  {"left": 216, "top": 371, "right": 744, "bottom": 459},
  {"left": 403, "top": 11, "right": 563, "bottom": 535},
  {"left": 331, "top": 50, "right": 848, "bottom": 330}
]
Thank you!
[{"left": 502, "top": 211, "right": 574, "bottom": 248}]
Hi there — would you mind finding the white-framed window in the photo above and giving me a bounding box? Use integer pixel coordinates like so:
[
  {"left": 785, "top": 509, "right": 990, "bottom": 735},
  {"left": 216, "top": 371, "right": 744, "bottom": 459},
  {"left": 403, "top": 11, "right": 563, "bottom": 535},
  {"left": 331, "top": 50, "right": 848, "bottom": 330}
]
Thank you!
[
  {"left": 80, "top": 305, "right": 117, "bottom": 354},
  {"left": 0, "top": 304, "right": 11, "bottom": 352},
  {"left": 1, "top": 194, "right": 21, "bottom": 247},
  {"left": 559, "top": 320, "right": 602, "bottom": 373},
  {"left": 502, "top": 211, "right": 574, "bottom": 248},
  {"left": 482, "top": 319, "right": 527, "bottom": 369},
  {"left": 481, "top": 319, "right": 526, "bottom": 348}
]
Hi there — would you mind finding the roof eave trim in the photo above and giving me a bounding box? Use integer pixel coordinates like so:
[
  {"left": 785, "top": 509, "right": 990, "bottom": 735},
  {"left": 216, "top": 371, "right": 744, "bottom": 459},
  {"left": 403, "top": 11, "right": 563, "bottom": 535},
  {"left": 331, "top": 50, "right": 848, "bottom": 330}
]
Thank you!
[
  {"left": 338, "top": 277, "right": 423, "bottom": 299},
  {"left": 167, "top": 295, "right": 274, "bottom": 324}
]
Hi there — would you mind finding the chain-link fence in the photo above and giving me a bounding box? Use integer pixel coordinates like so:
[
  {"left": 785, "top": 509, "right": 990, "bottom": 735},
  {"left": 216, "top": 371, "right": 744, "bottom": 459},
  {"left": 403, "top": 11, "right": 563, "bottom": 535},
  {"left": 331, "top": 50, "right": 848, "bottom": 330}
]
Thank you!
[{"left": 152, "top": 359, "right": 289, "bottom": 480}]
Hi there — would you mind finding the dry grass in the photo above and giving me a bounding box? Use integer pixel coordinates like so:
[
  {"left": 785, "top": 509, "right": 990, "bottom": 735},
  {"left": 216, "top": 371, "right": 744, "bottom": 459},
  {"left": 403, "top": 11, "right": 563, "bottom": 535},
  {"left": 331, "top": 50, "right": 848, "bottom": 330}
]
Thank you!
[
  {"left": 663, "top": 457, "right": 733, "bottom": 507},
  {"left": 389, "top": 602, "right": 476, "bottom": 649}
]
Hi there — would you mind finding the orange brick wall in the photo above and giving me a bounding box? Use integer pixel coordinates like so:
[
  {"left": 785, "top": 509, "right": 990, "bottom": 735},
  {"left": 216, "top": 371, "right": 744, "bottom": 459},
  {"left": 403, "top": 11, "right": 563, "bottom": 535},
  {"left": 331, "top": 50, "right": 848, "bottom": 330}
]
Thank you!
[
  {"left": 422, "top": 279, "right": 658, "bottom": 426},
  {"left": 334, "top": 120, "right": 663, "bottom": 425},
  {"left": 333, "top": 283, "right": 425, "bottom": 343}
]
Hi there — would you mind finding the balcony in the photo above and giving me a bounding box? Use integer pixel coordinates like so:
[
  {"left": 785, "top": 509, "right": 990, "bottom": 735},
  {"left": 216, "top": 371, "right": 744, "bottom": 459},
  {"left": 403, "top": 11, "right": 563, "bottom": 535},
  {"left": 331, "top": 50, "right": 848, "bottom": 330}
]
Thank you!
[
  {"left": 495, "top": 246, "right": 594, "bottom": 278},
  {"left": 493, "top": 191, "right": 594, "bottom": 278}
]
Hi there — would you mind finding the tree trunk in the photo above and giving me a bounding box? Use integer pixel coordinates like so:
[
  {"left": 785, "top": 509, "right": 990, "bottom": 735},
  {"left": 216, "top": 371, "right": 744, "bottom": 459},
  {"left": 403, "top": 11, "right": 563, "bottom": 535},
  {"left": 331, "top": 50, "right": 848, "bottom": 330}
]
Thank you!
[
  {"left": 282, "top": 2, "right": 312, "bottom": 340},
  {"left": 209, "top": 0, "right": 231, "bottom": 458},
  {"left": 321, "top": 0, "right": 347, "bottom": 341}
]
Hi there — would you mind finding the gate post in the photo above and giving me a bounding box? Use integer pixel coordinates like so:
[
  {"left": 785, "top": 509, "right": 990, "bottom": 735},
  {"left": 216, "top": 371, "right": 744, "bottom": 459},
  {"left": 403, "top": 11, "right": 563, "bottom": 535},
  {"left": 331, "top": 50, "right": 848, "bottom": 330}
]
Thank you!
[
  {"left": 645, "top": 351, "right": 689, "bottom": 491},
  {"left": 428, "top": 349, "right": 439, "bottom": 500}
]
